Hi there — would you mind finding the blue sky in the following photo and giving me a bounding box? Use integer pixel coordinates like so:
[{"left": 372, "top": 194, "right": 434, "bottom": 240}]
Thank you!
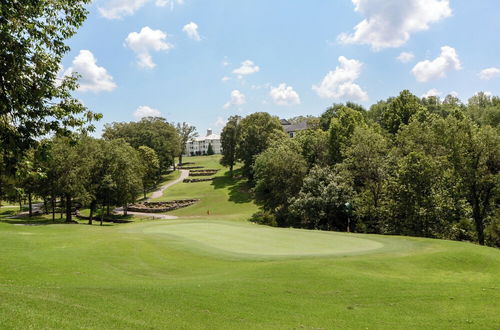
[{"left": 63, "top": 0, "right": 500, "bottom": 135}]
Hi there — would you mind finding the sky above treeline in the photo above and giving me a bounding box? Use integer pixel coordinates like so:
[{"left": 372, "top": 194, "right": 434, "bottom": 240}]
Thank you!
[{"left": 63, "top": 0, "right": 500, "bottom": 136}]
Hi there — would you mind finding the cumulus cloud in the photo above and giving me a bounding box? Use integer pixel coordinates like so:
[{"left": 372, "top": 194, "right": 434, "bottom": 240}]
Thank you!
[
  {"left": 270, "top": 83, "right": 301, "bottom": 106},
  {"left": 99, "top": 0, "right": 183, "bottom": 19},
  {"left": 183, "top": 22, "right": 201, "bottom": 41},
  {"left": 422, "top": 88, "right": 441, "bottom": 98},
  {"left": 63, "top": 50, "right": 116, "bottom": 92},
  {"left": 125, "top": 26, "right": 172, "bottom": 69},
  {"left": 221, "top": 76, "right": 231, "bottom": 82},
  {"left": 233, "top": 60, "right": 260, "bottom": 75},
  {"left": 478, "top": 67, "right": 500, "bottom": 80},
  {"left": 397, "top": 51, "right": 415, "bottom": 63},
  {"left": 134, "top": 105, "right": 161, "bottom": 119},
  {"left": 223, "top": 90, "right": 246, "bottom": 109},
  {"left": 312, "top": 56, "right": 368, "bottom": 101},
  {"left": 411, "top": 46, "right": 461, "bottom": 82},
  {"left": 214, "top": 116, "right": 227, "bottom": 128},
  {"left": 338, "top": 0, "right": 452, "bottom": 50}
]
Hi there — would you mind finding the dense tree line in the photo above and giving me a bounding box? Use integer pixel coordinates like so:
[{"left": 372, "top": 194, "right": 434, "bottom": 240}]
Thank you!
[{"left": 221, "top": 91, "right": 500, "bottom": 247}]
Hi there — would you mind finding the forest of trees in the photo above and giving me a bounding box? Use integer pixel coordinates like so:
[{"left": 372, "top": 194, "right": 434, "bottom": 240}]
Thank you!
[{"left": 220, "top": 91, "right": 500, "bottom": 247}]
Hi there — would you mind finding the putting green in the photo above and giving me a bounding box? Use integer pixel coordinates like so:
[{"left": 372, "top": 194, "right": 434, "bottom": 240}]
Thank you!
[{"left": 136, "top": 220, "right": 384, "bottom": 258}]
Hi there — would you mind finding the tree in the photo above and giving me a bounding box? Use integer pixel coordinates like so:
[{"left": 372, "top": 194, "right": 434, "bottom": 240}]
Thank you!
[
  {"left": 253, "top": 139, "right": 307, "bottom": 226},
  {"left": 176, "top": 122, "right": 198, "bottom": 165},
  {"left": 319, "top": 102, "right": 365, "bottom": 131},
  {"left": 220, "top": 116, "right": 241, "bottom": 176},
  {"left": 0, "top": 0, "right": 100, "bottom": 181},
  {"left": 236, "top": 112, "right": 286, "bottom": 180},
  {"left": 207, "top": 143, "right": 214, "bottom": 155},
  {"left": 328, "top": 106, "right": 366, "bottom": 164},
  {"left": 103, "top": 117, "right": 180, "bottom": 172},
  {"left": 380, "top": 90, "right": 425, "bottom": 134},
  {"left": 138, "top": 146, "right": 160, "bottom": 199},
  {"left": 289, "top": 166, "right": 353, "bottom": 231},
  {"left": 295, "top": 129, "right": 329, "bottom": 168},
  {"left": 443, "top": 118, "right": 500, "bottom": 245},
  {"left": 340, "top": 126, "right": 389, "bottom": 232}
]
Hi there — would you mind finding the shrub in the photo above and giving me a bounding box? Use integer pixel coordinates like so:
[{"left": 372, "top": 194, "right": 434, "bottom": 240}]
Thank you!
[{"left": 249, "top": 211, "right": 277, "bottom": 227}]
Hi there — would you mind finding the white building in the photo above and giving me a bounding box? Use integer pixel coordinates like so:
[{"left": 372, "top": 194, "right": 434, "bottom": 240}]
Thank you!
[{"left": 185, "top": 129, "right": 222, "bottom": 156}]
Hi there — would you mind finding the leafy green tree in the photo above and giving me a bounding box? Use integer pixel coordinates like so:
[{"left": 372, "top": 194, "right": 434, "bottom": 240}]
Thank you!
[
  {"left": 138, "top": 146, "right": 160, "bottom": 199},
  {"left": 295, "top": 129, "right": 329, "bottom": 168},
  {"left": 328, "top": 106, "right": 366, "bottom": 164},
  {"left": 236, "top": 112, "right": 286, "bottom": 180},
  {"left": 319, "top": 102, "right": 365, "bottom": 131},
  {"left": 467, "top": 92, "right": 500, "bottom": 127},
  {"left": 340, "top": 126, "right": 389, "bottom": 232},
  {"left": 253, "top": 139, "right": 307, "bottom": 226},
  {"left": 381, "top": 90, "right": 425, "bottom": 134},
  {"left": 0, "top": 0, "right": 100, "bottom": 179},
  {"left": 289, "top": 166, "right": 353, "bottom": 231},
  {"left": 207, "top": 143, "right": 214, "bottom": 155},
  {"left": 220, "top": 115, "right": 241, "bottom": 176},
  {"left": 443, "top": 119, "right": 499, "bottom": 245},
  {"left": 103, "top": 117, "right": 180, "bottom": 172},
  {"left": 176, "top": 122, "right": 198, "bottom": 165}
]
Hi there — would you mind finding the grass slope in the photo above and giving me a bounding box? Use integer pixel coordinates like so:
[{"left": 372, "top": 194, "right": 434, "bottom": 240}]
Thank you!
[{"left": 0, "top": 155, "right": 499, "bottom": 329}]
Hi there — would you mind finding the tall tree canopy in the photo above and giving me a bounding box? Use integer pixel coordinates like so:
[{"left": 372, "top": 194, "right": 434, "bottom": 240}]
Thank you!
[
  {"left": 176, "top": 122, "right": 198, "bottom": 164},
  {"left": 0, "top": 0, "right": 100, "bottom": 177},
  {"left": 220, "top": 115, "right": 241, "bottom": 176},
  {"left": 103, "top": 117, "right": 181, "bottom": 172}
]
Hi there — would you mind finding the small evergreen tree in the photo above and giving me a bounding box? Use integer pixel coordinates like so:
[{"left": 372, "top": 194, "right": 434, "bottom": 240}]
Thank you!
[{"left": 207, "top": 143, "right": 214, "bottom": 155}]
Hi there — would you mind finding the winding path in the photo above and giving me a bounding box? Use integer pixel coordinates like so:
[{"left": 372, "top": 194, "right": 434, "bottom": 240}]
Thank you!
[
  {"left": 149, "top": 170, "right": 189, "bottom": 200},
  {"left": 117, "top": 169, "right": 190, "bottom": 219}
]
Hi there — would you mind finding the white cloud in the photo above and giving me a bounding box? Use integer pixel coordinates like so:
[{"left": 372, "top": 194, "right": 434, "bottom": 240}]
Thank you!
[
  {"left": 397, "top": 52, "right": 415, "bottom": 63},
  {"left": 422, "top": 88, "right": 441, "bottom": 98},
  {"left": 338, "top": 0, "right": 452, "bottom": 50},
  {"left": 221, "top": 76, "right": 231, "bottom": 82},
  {"left": 270, "top": 83, "right": 301, "bottom": 106},
  {"left": 223, "top": 90, "right": 246, "bottom": 109},
  {"left": 411, "top": 46, "right": 461, "bottom": 82},
  {"left": 125, "top": 26, "right": 172, "bottom": 69},
  {"left": 312, "top": 56, "right": 368, "bottom": 101},
  {"left": 478, "top": 67, "right": 500, "bottom": 80},
  {"left": 449, "top": 91, "right": 459, "bottom": 98},
  {"left": 134, "top": 105, "right": 161, "bottom": 119},
  {"left": 233, "top": 60, "right": 260, "bottom": 75},
  {"left": 63, "top": 50, "right": 116, "bottom": 92},
  {"left": 214, "top": 116, "right": 227, "bottom": 128},
  {"left": 99, "top": 0, "right": 183, "bottom": 19},
  {"left": 183, "top": 22, "right": 201, "bottom": 41}
]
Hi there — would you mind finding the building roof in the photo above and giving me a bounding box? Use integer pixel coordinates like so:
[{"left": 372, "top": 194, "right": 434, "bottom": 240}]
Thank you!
[
  {"left": 282, "top": 121, "right": 308, "bottom": 133},
  {"left": 192, "top": 134, "right": 220, "bottom": 142}
]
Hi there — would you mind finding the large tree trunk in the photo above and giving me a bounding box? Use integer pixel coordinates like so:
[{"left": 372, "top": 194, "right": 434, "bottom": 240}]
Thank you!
[
  {"left": 123, "top": 204, "right": 128, "bottom": 216},
  {"left": 472, "top": 197, "right": 485, "bottom": 245},
  {"left": 65, "top": 195, "right": 72, "bottom": 222},
  {"left": 43, "top": 198, "right": 48, "bottom": 214},
  {"left": 89, "top": 200, "right": 96, "bottom": 225},
  {"left": 100, "top": 204, "right": 104, "bottom": 226},
  {"left": 106, "top": 200, "right": 110, "bottom": 216},
  {"left": 60, "top": 197, "right": 64, "bottom": 219},
  {"left": 51, "top": 196, "right": 55, "bottom": 222},
  {"left": 28, "top": 193, "right": 32, "bottom": 217},
  {"left": 230, "top": 163, "right": 234, "bottom": 177},
  {"left": 18, "top": 195, "right": 22, "bottom": 212},
  {"left": 179, "top": 153, "right": 183, "bottom": 166}
]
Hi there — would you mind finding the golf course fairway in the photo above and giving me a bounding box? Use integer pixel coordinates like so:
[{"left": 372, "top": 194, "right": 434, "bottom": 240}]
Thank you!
[{"left": 136, "top": 220, "right": 385, "bottom": 258}]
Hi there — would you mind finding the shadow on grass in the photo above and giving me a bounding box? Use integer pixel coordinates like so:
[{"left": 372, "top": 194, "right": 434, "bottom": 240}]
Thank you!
[{"left": 211, "top": 169, "right": 253, "bottom": 204}]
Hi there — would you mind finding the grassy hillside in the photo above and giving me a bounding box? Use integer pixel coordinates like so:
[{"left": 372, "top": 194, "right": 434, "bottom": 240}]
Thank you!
[{"left": 0, "top": 155, "right": 499, "bottom": 329}]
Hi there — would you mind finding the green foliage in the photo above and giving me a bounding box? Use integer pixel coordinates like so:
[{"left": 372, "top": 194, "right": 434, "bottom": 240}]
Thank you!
[
  {"left": 289, "top": 166, "right": 353, "bottom": 231},
  {"left": 467, "top": 92, "right": 500, "bottom": 127},
  {"left": 176, "top": 122, "right": 198, "bottom": 164},
  {"left": 328, "top": 106, "right": 366, "bottom": 164},
  {"left": 236, "top": 112, "right": 286, "bottom": 180},
  {"left": 249, "top": 210, "right": 277, "bottom": 227},
  {"left": 220, "top": 115, "right": 241, "bottom": 175},
  {"left": 295, "top": 129, "right": 329, "bottom": 168},
  {"left": 138, "top": 146, "right": 160, "bottom": 198},
  {"left": 103, "top": 117, "right": 180, "bottom": 172},
  {"left": 319, "top": 102, "right": 365, "bottom": 131},
  {"left": 0, "top": 0, "right": 100, "bottom": 177},
  {"left": 253, "top": 139, "right": 307, "bottom": 226},
  {"left": 381, "top": 90, "right": 425, "bottom": 134},
  {"left": 207, "top": 143, "right": 214, "bottom": 155}
]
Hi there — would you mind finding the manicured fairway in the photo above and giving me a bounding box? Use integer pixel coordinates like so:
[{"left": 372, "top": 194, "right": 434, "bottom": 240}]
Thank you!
[
  {"left": 1, "top": 156, "right": 499, "bottom": 329},
  {"left": 137, "top": 220, "right": 385, "bottom": 258}
]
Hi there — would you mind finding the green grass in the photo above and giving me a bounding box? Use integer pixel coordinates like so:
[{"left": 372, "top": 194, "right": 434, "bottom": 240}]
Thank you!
[
  {"left": 141, "top": 170, "right": 181, "bottom": 200},
  {"left": 0, "top": 154, "right": 499, "bottom": 329}
]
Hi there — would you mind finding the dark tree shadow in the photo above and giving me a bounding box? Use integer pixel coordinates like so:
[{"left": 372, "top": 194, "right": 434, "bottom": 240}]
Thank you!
[{"left": 211, "top": 169, "right": 253, "bottom": 204}]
